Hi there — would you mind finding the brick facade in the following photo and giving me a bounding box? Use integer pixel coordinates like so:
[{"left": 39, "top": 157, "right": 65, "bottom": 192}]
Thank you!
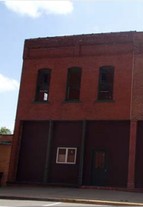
[
  {"left": 8, "top": 31, "right": 143, "bottom": 189},
  {"left": 0, "top": 135, "right": 12, "bottom": 185}
]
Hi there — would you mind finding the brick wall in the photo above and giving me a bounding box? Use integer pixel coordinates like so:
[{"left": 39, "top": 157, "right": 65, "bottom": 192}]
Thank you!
[
  {"left": 16, "top": 32, "right": 134, "bottom": 123},
  {"left": 130, "top": 32, "right": 143, "bottom": 120},
  {"left": 0, "top": 135, "right": 12, "bottom": 185}
]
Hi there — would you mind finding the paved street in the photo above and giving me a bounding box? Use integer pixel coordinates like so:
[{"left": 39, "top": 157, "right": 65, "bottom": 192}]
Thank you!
[{"left": 0, "top": 199, "right": 114, "bottom": 207}]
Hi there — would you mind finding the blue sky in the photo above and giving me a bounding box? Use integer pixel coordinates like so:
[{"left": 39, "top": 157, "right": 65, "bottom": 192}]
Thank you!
[{"left": 0, "top": 0, "right": 143, "bottom": 132}]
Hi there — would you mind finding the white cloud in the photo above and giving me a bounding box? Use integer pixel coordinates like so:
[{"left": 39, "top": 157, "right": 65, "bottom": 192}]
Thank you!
[
  {"left": 0, "top": 74, "right": 19, "bottom": 93},
  {"left": 3, "top": 0, "right": 73, "bottom": 18}
]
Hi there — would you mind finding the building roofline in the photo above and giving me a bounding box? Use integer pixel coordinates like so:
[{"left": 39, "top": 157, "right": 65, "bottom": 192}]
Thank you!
[
  {"left": 24, "top": 31, "right": 138, "bottom": 50},
  {"left": 25, "top": 31, "right": 137, "bottom": 42}
]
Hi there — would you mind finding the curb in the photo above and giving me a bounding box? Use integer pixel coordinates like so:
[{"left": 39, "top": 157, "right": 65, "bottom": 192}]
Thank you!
[{"left": 0, "top": 195, "right": 143, "bottom": 206}]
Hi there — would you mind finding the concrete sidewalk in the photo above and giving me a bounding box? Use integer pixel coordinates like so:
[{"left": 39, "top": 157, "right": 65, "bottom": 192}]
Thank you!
[{"left": 0, "top": 186, "right": 143, "bottom": 206}]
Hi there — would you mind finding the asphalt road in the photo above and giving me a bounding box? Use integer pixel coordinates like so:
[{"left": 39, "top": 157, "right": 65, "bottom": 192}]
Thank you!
[{"left": 0, "top": 199, "right": 114, "bottom": 207}]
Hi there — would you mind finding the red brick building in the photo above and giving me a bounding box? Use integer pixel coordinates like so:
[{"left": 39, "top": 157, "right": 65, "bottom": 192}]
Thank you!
[
  {"left": 8, "top": 31, "right": 143, "bottom": 189},
  {"left": 0, "top": 135, "right": 12, "bottom": 185}
]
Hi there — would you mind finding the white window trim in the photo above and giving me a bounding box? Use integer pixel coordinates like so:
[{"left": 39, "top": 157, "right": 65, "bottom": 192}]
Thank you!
[{"left": 56, "top": 147, "right": 77, "bottom": 164}]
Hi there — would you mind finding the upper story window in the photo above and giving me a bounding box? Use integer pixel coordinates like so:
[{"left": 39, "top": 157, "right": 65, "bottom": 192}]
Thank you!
[
  {"left": 35, "top": 69, "right": 51, "bottom": 102},
  {"left": 98, "top": 66, "right": 114, "bottom": 101},
  {"left": 66, "top": 67, "right": 82, "bottom": 101}
]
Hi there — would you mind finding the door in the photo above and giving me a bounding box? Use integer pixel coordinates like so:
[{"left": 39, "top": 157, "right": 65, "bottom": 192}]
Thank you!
[{"left": 91, "top": 150, "right": 107, "bottom": 186}]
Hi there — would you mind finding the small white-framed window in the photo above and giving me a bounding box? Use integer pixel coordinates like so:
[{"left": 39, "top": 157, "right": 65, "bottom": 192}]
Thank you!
[{"left": 56, "top": 147, "right": 77, "bottom": 164}]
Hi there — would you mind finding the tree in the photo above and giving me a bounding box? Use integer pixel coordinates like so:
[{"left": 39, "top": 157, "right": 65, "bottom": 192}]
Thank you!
[{"left": 0, "top": 127, "right": 11, "bottom": 135}]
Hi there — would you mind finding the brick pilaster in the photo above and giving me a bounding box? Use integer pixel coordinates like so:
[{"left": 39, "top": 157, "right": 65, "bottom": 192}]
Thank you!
[{"left": 127, "top": 121, "right": 137, "bottom": 189}]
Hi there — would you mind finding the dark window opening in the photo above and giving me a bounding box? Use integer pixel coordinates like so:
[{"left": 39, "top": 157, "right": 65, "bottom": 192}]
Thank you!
[
  {"left": 35, "top": 69, "right": 51, "bottom": 102},
  {"left": 66, "top": 67, "right": 81, "bottom": 101},
  {"left": 98, "top": 66, "right": 114, "bottom": 100}
]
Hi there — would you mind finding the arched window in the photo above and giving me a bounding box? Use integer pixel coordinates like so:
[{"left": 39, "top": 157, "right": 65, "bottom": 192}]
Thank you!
[
  {"left": 66, "top": 67, "right": 82, "bottom": 101},
  {"left": 35, "top": 69, "right": 51, "bottom": 102},
  {"left": 98, "top": 66, "right": 114, "bottom": 100}
]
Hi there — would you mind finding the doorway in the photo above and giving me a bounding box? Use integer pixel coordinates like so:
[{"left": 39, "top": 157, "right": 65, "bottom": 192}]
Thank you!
[{"left": 90, "top": 149, "right": 107, "bottom": 186}]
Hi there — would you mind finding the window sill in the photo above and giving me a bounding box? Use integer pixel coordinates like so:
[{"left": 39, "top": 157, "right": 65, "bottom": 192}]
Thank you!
[
  {"left": 95, "top": 99, "right": 115, "bottom": 103},
  {"left": 64, "top": 100, "right": 81, "bottom": 103},
  {"left": 33, "top": 100, "right": 50, "bottom": 104}
]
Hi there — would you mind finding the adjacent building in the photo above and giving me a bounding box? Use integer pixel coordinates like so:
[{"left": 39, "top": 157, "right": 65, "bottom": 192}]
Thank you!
[
  {"left": 8, "top": 31, "right": 143, "bottom": 189},
  {"left": 0, "top": 135, "right": 12, "bottom": 185}
]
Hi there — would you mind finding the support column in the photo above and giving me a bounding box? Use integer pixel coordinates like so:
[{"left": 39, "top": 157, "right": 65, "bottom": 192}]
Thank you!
[
  {"left": 127, "top": 120, "right": 137, "bottom": 189},
  {"left": 43, "top": 120, "right": 53, "bottom": 183},
  {"left": 8, "top": 121, "right": 23, "bottom": 183},
  {"left": 78, "top": 120, "right": 86, "bottom": 186}
]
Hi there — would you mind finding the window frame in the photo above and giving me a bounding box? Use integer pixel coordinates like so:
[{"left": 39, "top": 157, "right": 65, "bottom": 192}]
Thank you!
[
  {"left": 97, "top": 66, "right": 114, "bottom": 101},
  {"left": 35, "top": 68, "right": 51, "bottom": 102},
  {"left": 65, "top": 67, "right": 82, "bottom": 102},
  {"left": 56, "top": 147, "right": 77, "bottom": 164}
]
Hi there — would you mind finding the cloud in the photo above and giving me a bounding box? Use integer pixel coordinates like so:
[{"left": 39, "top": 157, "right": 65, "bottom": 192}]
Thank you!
[
  {"left": 3, "top": 0, "right": 73, "bottom": 18},
  {"left": 0, "top": 74, "right": 19, "bottom": 93}
]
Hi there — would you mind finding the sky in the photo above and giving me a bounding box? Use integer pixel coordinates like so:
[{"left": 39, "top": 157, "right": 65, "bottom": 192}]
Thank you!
[{"left": 1, "top": 0, "right": 143, "bottom": 132}]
